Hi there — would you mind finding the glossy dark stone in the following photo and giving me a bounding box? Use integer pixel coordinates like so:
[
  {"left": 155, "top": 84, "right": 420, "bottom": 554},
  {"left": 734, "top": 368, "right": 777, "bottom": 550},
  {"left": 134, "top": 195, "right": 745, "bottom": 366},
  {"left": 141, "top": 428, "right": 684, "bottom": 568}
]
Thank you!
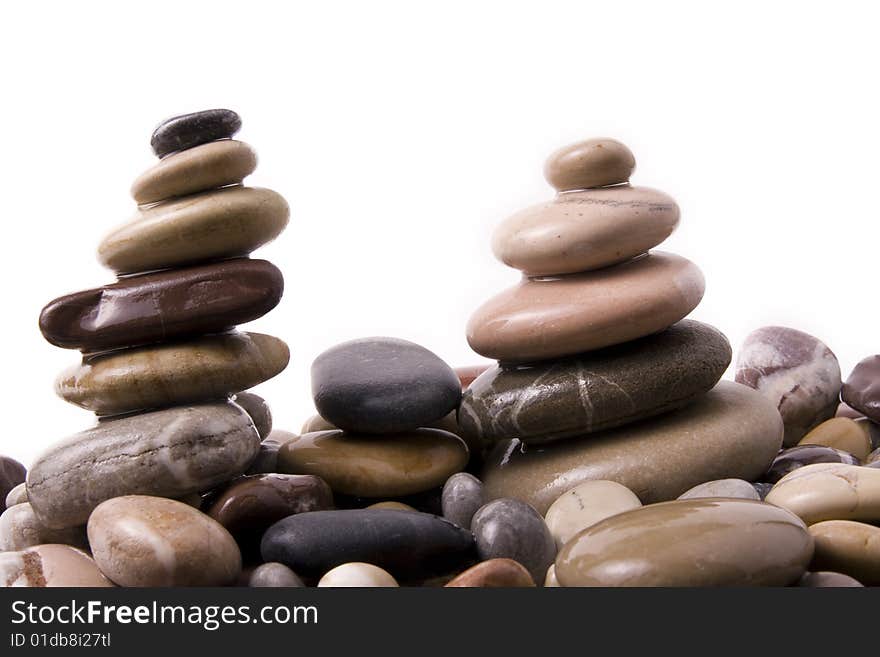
[
  {"left": 459, "top": 321, "right": 731, "bottom": 446},
  {"left": 261, "top": 509, "right": 475, "bottom": 579},
  {"left": 39, "top": 259, "right": 283, "bottom": 352},
  {"left": 311, "top": 337, "right": 461, "bottom": 434},
  {"left": 233, "top": 392, "right": 273, "bottom": 439},
  {"left": 245, "top": 430, "right": 295, "bottom": 475},
  {"left": 0, "top": 457, "right": 26, "bottom": 513},
  {"left": 151, "top": 109, "right": 241, "bottom": 158},
  {"left": 842, "top": 355, "right": 880, "bottom": 423},
  {"left": 441, "top": 473, "right": 484, "bottom": 529},
  {"left": 471, "top": 498, "right": 556, "bottom": 583},
  {"left": 765, "top": 445, "right": 861, "bottom": 484},
  {"left": 207, "top": 474, "right": 333, "bottom": 536}
]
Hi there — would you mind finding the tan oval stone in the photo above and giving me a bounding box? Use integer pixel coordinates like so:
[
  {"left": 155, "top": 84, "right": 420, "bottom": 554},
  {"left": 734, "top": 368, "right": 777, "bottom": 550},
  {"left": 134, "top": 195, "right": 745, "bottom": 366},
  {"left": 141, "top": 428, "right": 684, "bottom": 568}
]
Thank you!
[
  {"left": 797, "top": 417, "right": 872, "bottom": 460},
  {"left": 131, "top": 140, "right": 258, "bottom": 204},
  {"left": 0, "top": 545, "right": 114, "bottom": 587},
  {"left": 366, "top": 501, "right": 418, "bottom": 511},
  {"left": 98, "top": 186, "right": 289, "bottom": 274},
  {"left": 544, "top": 480, "right": 641, "bottom": 549},
  {"left": 544, "top": 564, "right": 560, "bottom": 587},
  {"left": 87, "top": 495, "right": 241, "bottom": 587},
  {"left": 482, "top": 382, "right": 782, "bottom": 515},
  {"left": 56, "top": 331, "right": 289, "bottom": 416},
  {"left": 765, "top": 463, "right": 880, "bottom": 524},
  {"left": 0, "top": 503, "right": 87, "bottom": 551},
  {"left": 808, "top": 520, "right": 880, "bottom": 586},
  {"left": 467, "top": 252, "right": 705, "bottom": 362},
  {"left": 543, "top": 138, "right": 636, "bottom": 191},
  {"left": 5, "top": 482, "right": 27, "bottom": 507},
  {"left": 677, "top": 478, "right": 760, "bottom": 501},
  {"left": 445, "top": 558, "right": 535, "bottom": 587},
  {"left": 317, "top": 562, "right": 398, "bottom": 587},
  {"left": 492, "top": 186, "right": 679, "bottom": 276},
  {"left": 556, "top": 499, "right": 812, "bottom": 587},
  {"left": 278, "top": 429, "right": 468, "bottom": 497}
]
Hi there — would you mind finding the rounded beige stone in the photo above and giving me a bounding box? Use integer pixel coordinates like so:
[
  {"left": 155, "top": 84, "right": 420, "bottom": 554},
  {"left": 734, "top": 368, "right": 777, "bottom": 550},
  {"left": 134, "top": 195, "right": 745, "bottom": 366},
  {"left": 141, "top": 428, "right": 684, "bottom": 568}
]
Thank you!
[
  {"left": 492, "top": 186, "right": 679, "bottom": 276},
  {"left": 809, "top": 520, "right": 880, "bottom": 586},
  {"left": 481, "top": 381, "right": 783, "bottom": 515},
  {"left": 765, "top": 463, "right": 880, "bottom": 524},
  {"left": 317, "top": 562, "right": 398, "bottom": 587},
  {"left": 544, "top": 138, "right": 636, "bottom": 191},
  {"left": 544, "top": 480, "right": 641, "bottom": 549},
  {"left": 544, "top": 564, "right": 560, "bottom": 587},
  {"left": 56, "top": 331, "right": 289, "bottom": 416},
  {"left": 797, "top": 417, "right": 872, "bottom": 460},
  {"left": 131, "top": 140, "right": 258, "bottom": 204},
  {"left": 87, "top": 495, "right": 241, "bottom": 587},
  {"left": 98, "top": 186, "right": 289, "bottom": 274},
  {"left": 0, "top": 503, "right": 87, "bottom": 551},
  {"left": 677, "top": 478, "right": 760, "bottom": 501},
  {"left": 467, "top": 252, "right": 705, "bottom": 362},
  {"left": 0, "top": 545, "right": 114, "bottom": 587},
  {"left": 366, "top": 501, "right": 418, "bottom": 511},
  {"left": 5, "top": 482, "right": 27, "bottom": 507},
  {"left": 278, "top": 428, "right": 468, "bottom": 498},
  {"left": 555, "top": 498, "right": 813, "bottom": 587}
]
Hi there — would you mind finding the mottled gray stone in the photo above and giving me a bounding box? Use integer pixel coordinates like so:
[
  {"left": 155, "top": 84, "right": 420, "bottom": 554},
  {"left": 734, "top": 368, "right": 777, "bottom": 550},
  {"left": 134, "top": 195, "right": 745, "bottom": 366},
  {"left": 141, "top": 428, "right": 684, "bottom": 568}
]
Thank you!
[
  {"left": 248, "top": 562, "right": 305, "bottom": 587},
  {"left": 441, "top": 473, "right": 484, "bottom": 529}
]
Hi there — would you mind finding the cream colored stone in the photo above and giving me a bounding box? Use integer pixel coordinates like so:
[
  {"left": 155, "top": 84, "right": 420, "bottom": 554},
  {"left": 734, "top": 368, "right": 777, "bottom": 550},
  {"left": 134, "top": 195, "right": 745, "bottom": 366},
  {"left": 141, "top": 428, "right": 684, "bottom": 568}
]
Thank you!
[
  {"left": 544, "top": 480, "right": 641, "bottom": 549},
  {"left": 765, "top": 463, "right": 880, "bottom": 524},
  {"left": 4, "top": 482, "right": 27, "bottom": 507},
  {"left": 366, "top": 501, "right": 418, "bottom": 511},
  {"left": 317, "top": 562, "right": 398, "bottom": 587},
  {"left": 544, "top": 564, "right": 560, "bottom": 587},
  {"left": 797, "top": 417, "right": 872, "bottom": 460},
  {"left": 0, "top": 503, "right": 87, "bottom": 551},
  {"left": 1, "top": 545, "right": 114, "bottom": 587},
  {"left": 809, "top": 520, "right": 880, "bottom": 586},
  {"left": 678, "top": 478, "right": 760, "bottom": 501},
  {"left": 543, "top": 138, "right": 636, "bottom": 191}
]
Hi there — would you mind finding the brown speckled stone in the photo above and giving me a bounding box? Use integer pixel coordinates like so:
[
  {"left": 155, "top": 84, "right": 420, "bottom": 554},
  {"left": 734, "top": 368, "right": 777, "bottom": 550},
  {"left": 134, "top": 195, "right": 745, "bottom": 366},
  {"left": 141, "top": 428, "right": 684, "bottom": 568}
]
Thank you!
[
  {"left": 0, "top": 545, "right": 114, "bottom": 587},
  {"left": 543, "top": 138, "right": 636, "bottom": 191}
]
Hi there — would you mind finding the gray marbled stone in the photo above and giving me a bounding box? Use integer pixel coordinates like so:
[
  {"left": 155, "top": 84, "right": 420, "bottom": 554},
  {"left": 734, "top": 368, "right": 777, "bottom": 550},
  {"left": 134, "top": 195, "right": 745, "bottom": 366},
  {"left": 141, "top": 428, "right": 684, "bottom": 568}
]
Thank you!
[
  {"left": 248, "top": 562, "right": 305, "bottom": 587},
  {"left": 765, "top": 445, "right": 860, "bottom": 483},
  {"left": 233, "top": 392, "right": 272, "bottom": 439},
  {"left": 441, "top": 473, "right": 484, "bottom": 529}
]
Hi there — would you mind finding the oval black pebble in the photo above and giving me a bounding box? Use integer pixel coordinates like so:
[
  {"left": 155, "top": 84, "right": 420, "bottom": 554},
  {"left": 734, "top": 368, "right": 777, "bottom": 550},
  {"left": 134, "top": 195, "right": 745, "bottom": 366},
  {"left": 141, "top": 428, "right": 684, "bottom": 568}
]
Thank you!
[
  {"left": 150, "top": 109, "right": 242, "bottom": 158},
  {"left": 311, "top": 337, "right": 461, "bottom": 434},
  {"left": 261, "top": 509, "right": 475, "bottom": 579}
]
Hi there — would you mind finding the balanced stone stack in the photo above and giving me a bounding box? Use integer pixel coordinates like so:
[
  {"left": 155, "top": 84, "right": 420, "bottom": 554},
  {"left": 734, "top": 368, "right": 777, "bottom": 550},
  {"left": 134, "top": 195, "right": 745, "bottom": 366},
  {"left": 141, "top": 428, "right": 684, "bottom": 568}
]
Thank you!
[
  {"left": 460, "top": 138, "right": 784, "bottom": 514},
  {"left": 1, "top": 110, "right": 290, "bottom": 584}
]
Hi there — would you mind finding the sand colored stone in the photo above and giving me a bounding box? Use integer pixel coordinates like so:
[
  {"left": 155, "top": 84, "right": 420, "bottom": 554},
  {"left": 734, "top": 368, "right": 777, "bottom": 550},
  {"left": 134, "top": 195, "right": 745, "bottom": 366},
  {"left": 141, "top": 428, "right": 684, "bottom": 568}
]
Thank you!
[
  {"left": 765, "top": 463, "right": 880, "bottom": 524},
  {"left": 797, "top": 417, "right": 872, "bottom": 460},
  {"left": 0, "top": 545, "right": 114, "bottom": 587},
  {"left": 543, "top": 138, "right": 635, "bottom": 191},
  {"left": 544, "top": 480, "right": 642, "bottom": 549},
  {"left": 317, "top": 562, "right": 399, "bottom": 587},
  {"left": 809, "top": 520, "right": 880, "bottom": 586}
]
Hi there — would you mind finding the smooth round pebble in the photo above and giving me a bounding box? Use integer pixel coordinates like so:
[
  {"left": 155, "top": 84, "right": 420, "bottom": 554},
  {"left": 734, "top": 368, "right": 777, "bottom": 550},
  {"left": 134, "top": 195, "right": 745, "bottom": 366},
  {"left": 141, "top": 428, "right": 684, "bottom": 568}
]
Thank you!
[
  {"left": 809, "top": 520, "right": 880, "bottom": 586},
  {"left": 544, "top": 564, "right": 560, "bottom": 587},
  {"left": 0, "top": 545, "right": 114, "bottom": 587},
  {"left": 318, "top": 562, "right": 399, "bottom": 587},
  {"left": 544, "top": 480, "right": 641, "bottom": 549},
  {"left": 471, "top": 499, "right": 556, "bottom": 584},
  {"left": 764, "top": 444, "right": 860, "bottom": 483},
  {"left": 678, "top": 478, "right": 761, "bottom": 501},
  {"left": 0, "top": 503, "right": 87, "bottom": 551},
  {"left": 543, "top": 138, "right": 636, "bottom": 191},
  {"left": 5, "top": 482, "right": 27, "bottom": 507},
  {"left": 311, "top": 337, "right": 461, "bottom": 434},
  {"left": 735, "top": 326, "right": 841, "bottom": 446},
  {"left": 151, "top": 109, "right": 241, "bottom": 158},
  {"left": 798, "top": 571, "right": 863, "bottom": 587},
  {"left": 765, "top": 463, "right": 880, "bottom": 524},
  {"left": 232, "top": 392, "right": 273, "bottom": 439},
  {"left": 797, "top": 417, "right": 872, "bottom": 460},
  {"left": 366, "top": 501, "right": 417, "bottom": 511},
  {"left": 555, "top": 499, "right": 812, "bottom": 587},
  {"left": 467, "top": 252, "right": 704, "bottom": 363},
  {"left": 0, "top": 456, "right": 26, "bottom": 513},
  {"left": 842, "top": 355, "right": 880, "bottom": 423},
  {"left": 88, "top": 495, "right": 241, "bottom": 587},
  {"left": 445, "top": 558, "right": 535, "bottom": 587},
  {"left": 248, "top": 562, "right": 305, "bottom": 588},
  {"left": 441, "top": 472, "right": 484, "bottom": 529}
]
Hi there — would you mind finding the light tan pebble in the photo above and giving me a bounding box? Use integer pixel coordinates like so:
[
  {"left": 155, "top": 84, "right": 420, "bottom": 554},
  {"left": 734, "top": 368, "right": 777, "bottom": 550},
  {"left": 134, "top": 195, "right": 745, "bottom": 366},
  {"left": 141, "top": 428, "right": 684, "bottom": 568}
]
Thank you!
[
  {"left": 87, "top": 495, "right": 241, "bottom": 587},
  {"left": 317, "top": 562, "right": 398, "bottom": 587},
  {"left": 98, "top": 186, "right": 289, "bottom": 275},
  {"left": 131, "top": 140, "right": 258, "bottom": 204},
  {"left": 808, "top": 520, "right": 880, "bottom": 586},
  {"left": 765, "top": 463, "right": 880, "bottom": 524},
  {"left": 677, "top": 478, "right": 761, "bottom": 501},
  {"left": 445, "top": 558, "right": 535, "bottom": 587},
  {"left": 798, "top": 571, "right": 863, "bottom": 587},
  {"left": 797, "top": 418, "right": 872, "bottom": 460},
  {"left": 300, "top": 414, "right": 337, "bottom": 433},
  {"left": 544, "top": 564, "right": 560, "bottom": 587},
  {"left": 5, "top": 482, "right": 27, "bottom": 507},
  {"left": 544, "top": 480, "right": 641, "bottom": 549},
  {"left": 366, "top": 502, "right": 418, "bottom": 511},
  {"left": 0, "top": 503, "right": 87, "bottom": 551},
  {"left": 543, "top": 138, "right": 636, "bottom": 191},
  {"left": 248, "top": 562, "right": 305, "bottom": 587},
  {"left": 0, "top": 545, "right": 114, "bottom": 587}
]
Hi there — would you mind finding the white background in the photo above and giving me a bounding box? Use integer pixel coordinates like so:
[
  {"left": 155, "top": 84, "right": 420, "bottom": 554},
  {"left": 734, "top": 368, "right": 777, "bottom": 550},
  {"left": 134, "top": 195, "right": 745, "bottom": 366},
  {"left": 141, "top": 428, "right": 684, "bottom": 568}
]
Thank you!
[{"left": 2, "top": 1, "right": 877, "bottom": 467}]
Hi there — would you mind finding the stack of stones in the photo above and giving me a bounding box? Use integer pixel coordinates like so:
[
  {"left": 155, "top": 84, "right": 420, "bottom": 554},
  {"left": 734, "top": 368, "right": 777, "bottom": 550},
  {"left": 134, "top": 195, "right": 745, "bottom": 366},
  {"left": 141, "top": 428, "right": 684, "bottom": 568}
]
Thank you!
[{"left": 0, "top": 110, "right": 292, "bottom": 586}]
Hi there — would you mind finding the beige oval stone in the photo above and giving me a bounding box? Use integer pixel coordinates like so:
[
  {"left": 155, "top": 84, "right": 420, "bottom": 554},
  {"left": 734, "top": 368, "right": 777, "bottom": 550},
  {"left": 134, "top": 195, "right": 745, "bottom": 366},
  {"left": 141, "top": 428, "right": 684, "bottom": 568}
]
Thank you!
[
  {"left": 98, "top": 186, "right": 289, "bottom": 274},
  {"left": 677, "top": 478, "right": 760, "bottom": 501},
  {"left": 366, "top": 501, "right": 418, "bottom": 511},
  {"left": 317, "top": 562, "right": 398, "bottom": 587},
  {"left": 809, "top": 520, "right": 880, "bottom": 586},
  {"left": 131, "top": 140, "right": 258, "bottom": 204},
  {"left": 797, "top": 417, "right": 872, "bottom": 460},
  {"left": 765, "top": 463, "right": 880, "bottom": 524},
  {"left": 56, "top": 331, "right": 289, "bottom": 416},
  {"left": 87, "top": 495, "right": 241, "bottom": 587},
  {"left": 482, "top": 381, "right": 783, "bottom": 515},
  {"left": 492, "top": 186, "right": 679, "bottom": 276},
  {"left": 445, "top": 558, "right": 535, "bottom": 587},
  {"left": 467, "top": 252, "right": 705, "bottom": 362},
  {"left": 0, "top": 503, "right": 87, "bottom": 551},
  {"left": 278, "top": 429, "right": 468, "bottom": 497},
  {"left": 0, "top": 545, "right": 114, "bottom": 587},
  {"left": 556, "top": 499, "right": 812, "bottom": 587},
  {"left": 5, "top": 482, "right": 27, "bottom": 507},
  {"left": 544, "top": 480, "right": 641, "bottom": 549},
  {"left": 544, "top": 138, "right": 636, "bottom": 191}
]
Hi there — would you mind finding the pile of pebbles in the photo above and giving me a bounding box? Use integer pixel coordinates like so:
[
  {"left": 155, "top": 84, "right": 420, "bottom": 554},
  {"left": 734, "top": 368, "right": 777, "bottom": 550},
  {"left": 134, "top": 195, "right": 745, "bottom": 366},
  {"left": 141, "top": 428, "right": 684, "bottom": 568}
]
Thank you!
[{"left": 1, "top": 132, "right": 879, "bottom": 587}]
